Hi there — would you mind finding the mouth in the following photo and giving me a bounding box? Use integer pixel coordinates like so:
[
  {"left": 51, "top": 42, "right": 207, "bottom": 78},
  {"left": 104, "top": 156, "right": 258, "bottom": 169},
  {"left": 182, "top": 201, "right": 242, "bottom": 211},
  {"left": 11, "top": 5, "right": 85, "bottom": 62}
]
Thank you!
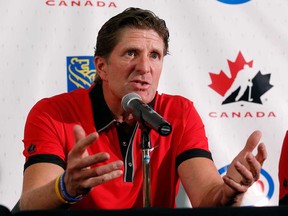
[
  {"left": 130, "top": 80, "right": 151, "bottom": 89},
  {"left": 133, "top": 80, "right": 150, "bottom": 85}
]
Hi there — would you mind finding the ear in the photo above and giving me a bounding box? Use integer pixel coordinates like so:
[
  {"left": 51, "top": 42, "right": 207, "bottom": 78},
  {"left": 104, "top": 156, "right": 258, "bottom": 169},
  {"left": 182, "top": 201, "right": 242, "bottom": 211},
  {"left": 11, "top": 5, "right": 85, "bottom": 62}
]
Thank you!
[{"left": 94, "top": 56, "right": 108, "bottom": 81}]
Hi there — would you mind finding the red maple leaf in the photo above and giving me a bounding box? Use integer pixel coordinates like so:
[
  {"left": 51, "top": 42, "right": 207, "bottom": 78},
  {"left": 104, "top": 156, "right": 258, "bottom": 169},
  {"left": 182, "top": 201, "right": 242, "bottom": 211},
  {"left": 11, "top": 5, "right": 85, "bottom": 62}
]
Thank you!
[{"left": 208, "top": 51, "right": 253, "bottom": 96}]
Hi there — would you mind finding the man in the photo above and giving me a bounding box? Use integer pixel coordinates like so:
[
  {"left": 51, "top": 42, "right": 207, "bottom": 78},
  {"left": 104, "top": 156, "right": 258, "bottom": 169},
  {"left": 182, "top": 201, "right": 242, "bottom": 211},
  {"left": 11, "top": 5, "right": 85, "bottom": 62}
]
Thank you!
[
  {"left": 279, "top": 131, "right": 288, "bottom": 205},
  {"left": 18, "top": 7, "right": 267, "bottom": 210}
]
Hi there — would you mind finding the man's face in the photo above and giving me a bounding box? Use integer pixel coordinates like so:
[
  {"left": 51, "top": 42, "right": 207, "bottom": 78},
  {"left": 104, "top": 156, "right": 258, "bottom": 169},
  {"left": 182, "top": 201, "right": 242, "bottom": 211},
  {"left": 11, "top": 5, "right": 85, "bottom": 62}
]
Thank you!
[{"left": 96, "top": 28, "right": 165, "bottom": 104}]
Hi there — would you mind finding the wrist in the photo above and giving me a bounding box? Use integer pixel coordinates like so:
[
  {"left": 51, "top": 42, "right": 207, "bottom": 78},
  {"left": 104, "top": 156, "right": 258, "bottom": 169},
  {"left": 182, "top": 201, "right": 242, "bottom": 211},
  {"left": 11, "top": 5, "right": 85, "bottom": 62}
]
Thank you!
[{"left": 54, "top": 171, "right": 86, "bottom": 204}]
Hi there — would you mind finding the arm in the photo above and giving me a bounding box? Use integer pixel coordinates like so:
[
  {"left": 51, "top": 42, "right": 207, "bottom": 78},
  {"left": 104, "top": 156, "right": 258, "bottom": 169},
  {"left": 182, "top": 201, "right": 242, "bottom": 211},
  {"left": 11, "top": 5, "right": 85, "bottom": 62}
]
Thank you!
[
  {"left": 178, "top": 157, "right": 225, "bottom": 207},
  {"left": 20, "top": 163, "right": 65, "bottom": 210},
  {"left": 278, "top": 131, "right": 288, "bottom": 205},
  {"left": 178, "top": 130, "right": 267, "bottom": 207},
  {"left": 19, "top": 125, "right": 123, "bottom": 210}
]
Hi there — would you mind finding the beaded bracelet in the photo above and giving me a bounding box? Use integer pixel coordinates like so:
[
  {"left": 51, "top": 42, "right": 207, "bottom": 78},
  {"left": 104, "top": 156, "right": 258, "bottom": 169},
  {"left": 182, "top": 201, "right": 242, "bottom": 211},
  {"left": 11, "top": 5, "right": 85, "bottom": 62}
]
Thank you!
[{"left": 59, "top": 171, "right": 85, "bottom": 203}]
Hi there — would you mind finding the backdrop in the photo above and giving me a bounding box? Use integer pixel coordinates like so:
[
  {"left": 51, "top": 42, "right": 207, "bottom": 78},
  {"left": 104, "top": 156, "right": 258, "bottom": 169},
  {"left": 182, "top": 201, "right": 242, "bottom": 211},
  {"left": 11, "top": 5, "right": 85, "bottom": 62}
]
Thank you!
[{"left": 1, "top": 0, "right": 288, "bottom": 209}]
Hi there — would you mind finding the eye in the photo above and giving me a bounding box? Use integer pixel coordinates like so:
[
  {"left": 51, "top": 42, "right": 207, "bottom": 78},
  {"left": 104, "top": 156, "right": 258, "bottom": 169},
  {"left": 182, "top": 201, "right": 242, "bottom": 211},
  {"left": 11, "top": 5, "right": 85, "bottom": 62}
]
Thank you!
[
  {"left": 127, "top": 50, "right": 137, "bottom": 57},
  {"left": 150, "top": 52, "right": 160, "bottom": 60}
]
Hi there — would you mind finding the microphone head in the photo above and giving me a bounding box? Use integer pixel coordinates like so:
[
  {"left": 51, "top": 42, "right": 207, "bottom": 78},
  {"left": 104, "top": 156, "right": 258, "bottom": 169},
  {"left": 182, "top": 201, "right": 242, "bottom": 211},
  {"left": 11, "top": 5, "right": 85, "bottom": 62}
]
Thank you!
[{"left": 121, "top": 92, "right": 142, "bottom": 112}]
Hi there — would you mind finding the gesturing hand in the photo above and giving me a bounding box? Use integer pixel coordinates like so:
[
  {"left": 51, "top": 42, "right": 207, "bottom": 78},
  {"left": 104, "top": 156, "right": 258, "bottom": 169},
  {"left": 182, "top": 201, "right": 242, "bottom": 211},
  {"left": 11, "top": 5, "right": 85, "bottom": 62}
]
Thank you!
[
  {"left": 223, "top": 130, "right": 267, "bottom": 198},
  {"left": 64, "top": 125, "right": 123, "bottom": 197}
]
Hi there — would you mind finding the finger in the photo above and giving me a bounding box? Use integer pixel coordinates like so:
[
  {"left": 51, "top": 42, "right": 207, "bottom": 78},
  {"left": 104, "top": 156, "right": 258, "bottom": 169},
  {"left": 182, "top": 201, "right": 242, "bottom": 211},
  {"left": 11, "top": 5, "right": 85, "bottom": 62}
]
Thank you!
[
  {"left": 86, "top": 170, "right": 123, "bottom": 187},
  {"left": 72, "top": 160, "right": 123, "bottom": 195},
  {"left": 80, "top": 159, "right": 123, "bottom": 178},
  {"left": 223, "top": 175, "right": 248, "bottom": 193},
  {"left": 74, "top": 125, "right": 86, "bottom": 142},
  {"left": 255, "top": 143, "right": 267, "bottom": 165},
  {"left": 246, "top": 153, "right": 261, "bottom": 181},
  {"left": 74, "top": 152, "right": 111, "bottom": 170},
  {"left": 243, "top": 130, "right": 262, "bottom": 152},
  {"left": 73, "top": 126, "right": 98, "bottom": 155},
  {"left": 92, "top": 160, "right": 124, "bottom": 176},
  {"left": 234, "top": 161, "right": 254, "bottom": 186}
]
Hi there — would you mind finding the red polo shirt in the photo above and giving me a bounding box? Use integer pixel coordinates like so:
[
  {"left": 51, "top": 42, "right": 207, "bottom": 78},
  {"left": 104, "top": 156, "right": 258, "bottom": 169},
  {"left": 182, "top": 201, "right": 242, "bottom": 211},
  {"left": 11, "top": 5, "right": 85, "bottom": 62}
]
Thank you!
[
  {"left": 23, "top": 83, "right": 212, "bottom": 209},
  {"left": 279, "top": 131, "right": 288, "bottom": 204}
]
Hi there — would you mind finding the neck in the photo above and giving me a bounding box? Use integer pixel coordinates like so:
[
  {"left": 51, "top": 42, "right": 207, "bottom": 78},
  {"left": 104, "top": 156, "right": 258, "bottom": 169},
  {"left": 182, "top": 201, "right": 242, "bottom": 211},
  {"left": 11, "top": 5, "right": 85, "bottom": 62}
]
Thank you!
[{"left": 101, "top": 83, "right": 136, "bottom": 126}]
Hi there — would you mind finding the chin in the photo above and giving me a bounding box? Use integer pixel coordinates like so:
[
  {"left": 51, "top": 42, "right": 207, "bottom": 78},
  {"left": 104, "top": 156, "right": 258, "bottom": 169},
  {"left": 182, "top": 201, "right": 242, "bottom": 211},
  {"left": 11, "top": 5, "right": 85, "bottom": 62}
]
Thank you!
[
  {"left": 125, "top": 89, "right": 155, "bottom": 102},
  {"left": 138, "top": 92, "right": 155, "bottom": 103}
]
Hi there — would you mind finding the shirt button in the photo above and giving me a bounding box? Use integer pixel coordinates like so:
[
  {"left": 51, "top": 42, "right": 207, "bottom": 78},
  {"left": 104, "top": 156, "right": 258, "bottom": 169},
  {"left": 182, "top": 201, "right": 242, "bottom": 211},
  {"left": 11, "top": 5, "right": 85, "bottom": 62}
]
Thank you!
[
  {"left": 122, "top": 141, "right": 127, "bottom": 147},
  {"left": 128, "top": 162, "right": 133, "bottom": 167}
]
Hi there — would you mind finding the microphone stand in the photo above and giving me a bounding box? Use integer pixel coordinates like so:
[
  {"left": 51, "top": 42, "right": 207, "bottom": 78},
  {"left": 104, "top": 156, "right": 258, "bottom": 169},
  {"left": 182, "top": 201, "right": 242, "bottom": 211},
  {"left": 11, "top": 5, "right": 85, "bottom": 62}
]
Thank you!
[{"left": 140, "top": 123, "right": 152, "bottom": 208}]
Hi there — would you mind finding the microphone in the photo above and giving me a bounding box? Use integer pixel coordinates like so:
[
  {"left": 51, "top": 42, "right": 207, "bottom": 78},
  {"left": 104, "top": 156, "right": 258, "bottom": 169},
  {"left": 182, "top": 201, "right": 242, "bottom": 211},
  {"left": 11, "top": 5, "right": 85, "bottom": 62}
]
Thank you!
[{"left": 121, "top": 93, "right": 172, "bottom": 136}]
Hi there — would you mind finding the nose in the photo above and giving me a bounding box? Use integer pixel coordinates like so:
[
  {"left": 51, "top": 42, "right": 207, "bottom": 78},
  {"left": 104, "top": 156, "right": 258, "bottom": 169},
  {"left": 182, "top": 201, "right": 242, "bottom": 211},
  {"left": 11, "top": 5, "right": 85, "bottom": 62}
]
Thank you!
[{"left": 135, "top": 55, "right": 150, "bottom": 74}]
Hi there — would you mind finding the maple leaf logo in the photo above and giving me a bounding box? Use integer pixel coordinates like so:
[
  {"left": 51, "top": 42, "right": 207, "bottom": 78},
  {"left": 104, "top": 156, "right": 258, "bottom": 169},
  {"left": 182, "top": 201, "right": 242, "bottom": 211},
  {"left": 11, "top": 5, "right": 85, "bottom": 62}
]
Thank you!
[{"left": 208, "top": 51, "right": 273, "bottom": 105}]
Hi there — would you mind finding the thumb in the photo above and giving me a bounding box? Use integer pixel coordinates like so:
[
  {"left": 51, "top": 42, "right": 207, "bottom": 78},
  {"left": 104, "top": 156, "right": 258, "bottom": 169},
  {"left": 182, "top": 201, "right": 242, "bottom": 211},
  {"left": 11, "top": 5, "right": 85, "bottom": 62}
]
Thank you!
[
  {"left": 73, "top": 124, "right": 98, "bottom": 153},
  {"left": 243, "top": 130, "right": 262, "bottom": 153},
  {"left": 73, "top": 124, "right": 86, "bottom": 143}
]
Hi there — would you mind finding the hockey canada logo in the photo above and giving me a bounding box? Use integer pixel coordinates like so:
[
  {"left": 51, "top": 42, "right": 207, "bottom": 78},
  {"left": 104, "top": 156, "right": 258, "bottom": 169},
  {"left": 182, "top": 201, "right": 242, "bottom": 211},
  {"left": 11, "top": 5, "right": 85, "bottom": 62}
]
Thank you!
[{"left": 208, "top": 52, "right": 273, "bottom": 105}]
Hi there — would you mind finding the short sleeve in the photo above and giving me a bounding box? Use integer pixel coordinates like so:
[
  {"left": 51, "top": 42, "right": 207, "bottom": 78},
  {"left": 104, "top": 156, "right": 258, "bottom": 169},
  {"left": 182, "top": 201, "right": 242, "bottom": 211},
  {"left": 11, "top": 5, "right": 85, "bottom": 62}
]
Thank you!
[{"left": 22, "top": 99, "right": 67, "bottom": 162}]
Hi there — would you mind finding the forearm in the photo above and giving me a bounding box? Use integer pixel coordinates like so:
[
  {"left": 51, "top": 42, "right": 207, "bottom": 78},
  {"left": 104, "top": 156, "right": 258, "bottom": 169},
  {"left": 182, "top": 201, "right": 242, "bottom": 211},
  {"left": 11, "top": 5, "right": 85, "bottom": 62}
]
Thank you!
[
  {"left": 20, "top": 178, "right": 68, "bottom": 210},
  {"left": 178, "top": 158, "right": 245, "bottom": 207},
  {"left": 198, "top": 183, "right": 244, "bottom": 207}
]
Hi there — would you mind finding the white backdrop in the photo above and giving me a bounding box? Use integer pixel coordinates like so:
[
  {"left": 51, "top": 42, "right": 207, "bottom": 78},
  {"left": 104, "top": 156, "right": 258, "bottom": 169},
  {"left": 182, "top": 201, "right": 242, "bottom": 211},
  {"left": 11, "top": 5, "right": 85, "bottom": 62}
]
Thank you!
[{"left": 1, "top": 0, "right": 288, "bottom": 210}]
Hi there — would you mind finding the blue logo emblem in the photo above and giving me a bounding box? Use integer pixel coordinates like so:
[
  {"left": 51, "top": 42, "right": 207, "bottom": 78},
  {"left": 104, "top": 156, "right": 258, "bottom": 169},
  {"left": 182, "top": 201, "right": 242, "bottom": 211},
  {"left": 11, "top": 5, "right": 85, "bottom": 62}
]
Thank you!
[
  {"left": 66, "top": 56, "right": 96, "bottom": 92},
  {"left": 217, "top": 0, "right": 251, "bottom": 4},
  {"left": 218, "top": 164, "right": 274, "bottom": 205}
]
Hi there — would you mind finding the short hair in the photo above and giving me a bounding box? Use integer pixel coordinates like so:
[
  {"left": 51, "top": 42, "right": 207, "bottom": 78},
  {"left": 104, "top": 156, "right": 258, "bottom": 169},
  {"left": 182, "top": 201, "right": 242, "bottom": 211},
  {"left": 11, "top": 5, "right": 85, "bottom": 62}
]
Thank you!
[{"left": 94, "top": 7, "right": 170, "bottom": 83}]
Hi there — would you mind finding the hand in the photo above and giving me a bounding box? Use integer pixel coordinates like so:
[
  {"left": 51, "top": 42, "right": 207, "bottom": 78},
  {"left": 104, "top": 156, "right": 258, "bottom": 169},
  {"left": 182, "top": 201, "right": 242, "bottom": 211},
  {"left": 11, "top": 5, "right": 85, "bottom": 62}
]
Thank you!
[
  {"left": 222, "top": 130, "right": 267, "bottom": 198},
  {"left": 64, "top": 125, "right": 123, "bottom": 197}
]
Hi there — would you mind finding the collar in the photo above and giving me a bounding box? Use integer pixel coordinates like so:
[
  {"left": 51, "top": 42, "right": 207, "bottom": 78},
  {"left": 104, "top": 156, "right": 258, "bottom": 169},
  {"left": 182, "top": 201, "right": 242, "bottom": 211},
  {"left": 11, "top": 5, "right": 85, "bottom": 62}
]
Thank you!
[{"left": 89, "top": 83, "right": 156, "bottom": 132}]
